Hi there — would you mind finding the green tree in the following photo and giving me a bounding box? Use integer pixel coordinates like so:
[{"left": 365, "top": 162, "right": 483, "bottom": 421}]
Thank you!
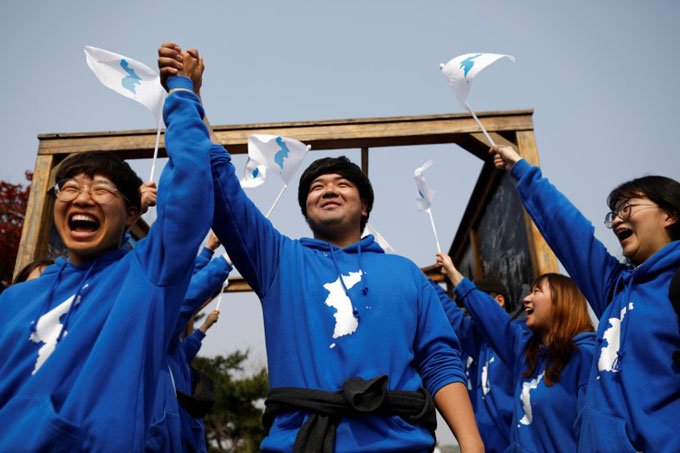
[{"left": 193, "top": 351, "right": 269, "bottom": 452}]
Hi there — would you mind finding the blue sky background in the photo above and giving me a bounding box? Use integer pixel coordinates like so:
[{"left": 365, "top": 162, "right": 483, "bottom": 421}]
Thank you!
[{"left": 2, "top": 0, "right": 678, "bottom": 445}]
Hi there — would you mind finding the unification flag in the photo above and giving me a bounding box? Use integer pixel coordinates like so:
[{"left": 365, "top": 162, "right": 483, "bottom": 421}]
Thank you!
[
  {"left": 240, "top": 157, "right": 267, "bottom": 188},
  {"left": 84, "top": 46, "right": 166, "bottom": 122},
  {"left": 247, "top": 134, "right": 310, "bottom": 184},
  {"left": 363, "top": 223, "right": 397, "bottom": 255},
  {"left": 414, "top": 160, "right": 436, "bottom": 211},
  {"left": 440, "top": 53, "right": 515, "bottom": 107}
]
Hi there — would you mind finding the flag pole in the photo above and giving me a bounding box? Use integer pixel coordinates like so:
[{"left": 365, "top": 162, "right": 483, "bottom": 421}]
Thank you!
[
  {"left": 215, "top": 286, "right": 225, "bottom": 311},
  {"left": 265, "top": 184, "right": 288, "bottom": 219},
  {"left": 464, "top": 100, "right": 496, "bottom": 147},
  {"left": 215, "top": 252, "right": 232, "bottom": 311},
  {"left": 426, "top": 208, "right": 442, "bottom": 253},
  {"left": 149, "top": 116, "right": 163, "bottom": 182}
]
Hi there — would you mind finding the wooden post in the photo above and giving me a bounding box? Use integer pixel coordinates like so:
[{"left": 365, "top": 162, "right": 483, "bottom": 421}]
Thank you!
[
  {"left": 361, "top": 147, "right": 369, "bottom": 175},
  {"left": 516, "top": 130, "right": 559, "bottom": 276},
  {"left": 14, "top": 155, "right": 56, "bottom": 279}
]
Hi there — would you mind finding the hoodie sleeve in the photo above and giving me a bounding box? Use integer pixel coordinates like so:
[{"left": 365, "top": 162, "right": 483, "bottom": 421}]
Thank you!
[
  {"left": 454, "top": 278, "right": 527, "bottom": 370},
  {"left": 414, "top": 274, "right": 468, "bottom": 396},
  {"left": 134, "top": 76, "right": 213, "bottom": 288},
  {"left": 210, "top": 146, "right": 284, "bottom": 298},
  {"left": 429, "top": 280, "right": 483, "bottom": 360},
  {"left": 181, "top": 330, "right": 206, "bottom": 363},
  {"left": 511, "top": 159, "right": 622, "bottom": 317},
  {"left": 193, "top": 247, "right": 215, "bottom": 274},
  {"left": 174, "top": 256, "right": 232, "bottom": 338}
]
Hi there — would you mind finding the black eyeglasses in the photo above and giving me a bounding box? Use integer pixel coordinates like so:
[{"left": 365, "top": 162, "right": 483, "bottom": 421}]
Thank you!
[
  {"left": 604, "top": 203, "right": 657, "bottom": 228},
  {"left": 54, "top": 178, "right": 128, "bottom": 204}
]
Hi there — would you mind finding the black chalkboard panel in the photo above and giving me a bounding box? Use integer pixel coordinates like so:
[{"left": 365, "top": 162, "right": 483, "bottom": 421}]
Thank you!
[{"left": 475, "top": 173, "right": 533, "bottom": 313}]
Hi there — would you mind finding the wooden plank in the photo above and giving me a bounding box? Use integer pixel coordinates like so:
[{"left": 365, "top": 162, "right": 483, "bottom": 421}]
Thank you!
[
  {"left": 36, "top": 111, "right": 534, "bottom": 158},
  {"left": 14, "top": 155, "right": 55, "bottom": 279},
  {"left": 516, "top": 130, "right": 559, "bottom": 276},
  {"left": 470, "top": 228, "right": 484, "bottom": 280}
]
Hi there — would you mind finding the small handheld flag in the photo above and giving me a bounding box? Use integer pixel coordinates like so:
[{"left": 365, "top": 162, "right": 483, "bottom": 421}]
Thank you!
[
  {"left": 440, "top": 53, "right": 515, "bottom": 146},
  {"left": 84, "top": 46, "right": 166, "bottom": 182},
  {"left": 363, "top": 223, "right": 397, "bottom": 254},
  {"left": 247, "top": 134, "right": 311, "bottom": 218},
  {"left": 240, "top": 157, "right": 267, "bottom": 188},
  {"left": 414, "top": 160, "right": 442, "bottom": 253}
]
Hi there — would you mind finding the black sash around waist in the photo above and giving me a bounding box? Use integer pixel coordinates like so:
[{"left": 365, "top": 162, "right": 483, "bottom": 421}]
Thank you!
[{"left": 262, "top": 375, "right": 436, "bottom": 453}]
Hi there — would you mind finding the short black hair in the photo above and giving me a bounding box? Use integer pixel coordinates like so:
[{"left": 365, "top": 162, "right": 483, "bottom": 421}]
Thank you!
[
  {"left": 55, "top": 151, "right": 143, "bottom": 211},
  {"left": 607, "top": 175, "right": 680, "bottom": 241},
  {"left": 297, "top": 156, "right": 374, "bottom": 232},
  {"left": 475, "top": 277, "right": 512, "bottom": 313}
]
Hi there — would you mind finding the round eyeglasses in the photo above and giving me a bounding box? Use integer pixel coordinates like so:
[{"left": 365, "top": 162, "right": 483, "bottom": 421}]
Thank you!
[
  {"left": 54, "top": 178, "right": 128, "bottom": 204},
  {"left": 604, "top": 203, "right": 657, "bottom": 228}
]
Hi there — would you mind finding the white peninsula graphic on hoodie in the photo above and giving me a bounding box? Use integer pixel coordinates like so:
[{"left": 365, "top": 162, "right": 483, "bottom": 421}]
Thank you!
[
  {"left": 29, "top": 295, "right": 76, "bottom": 374},
  {"left": 598, "top": 302, "right": 634, "bottom": 373},
  {"left": 519, "top": 371, "right": 545, "bottom": 426},
  {"left": 323, "top": 270, "right": 363, "bottom": 347}
]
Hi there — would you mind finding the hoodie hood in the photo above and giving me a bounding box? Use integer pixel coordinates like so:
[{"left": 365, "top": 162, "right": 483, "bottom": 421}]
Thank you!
[
  {"left": 299, "top": 234, "right": 385, "bottom": 254},
  {"left": 573, "top": 331, "right": 597, "bottom": 347}
]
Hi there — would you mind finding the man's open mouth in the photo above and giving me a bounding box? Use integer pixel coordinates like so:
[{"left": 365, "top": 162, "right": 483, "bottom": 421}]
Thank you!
[{"left": 615, "top": 228, "right": 633, "bottom": 241}]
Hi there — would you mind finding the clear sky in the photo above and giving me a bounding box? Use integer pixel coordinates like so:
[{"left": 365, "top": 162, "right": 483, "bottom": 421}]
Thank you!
[{"left": 2, "top": 0, "right": 678, "bottom": 445}]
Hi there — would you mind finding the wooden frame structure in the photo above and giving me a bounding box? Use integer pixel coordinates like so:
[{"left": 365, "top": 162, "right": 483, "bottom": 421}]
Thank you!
[{"left": 15, "top": 109, "right": 558, "bottom": 290}]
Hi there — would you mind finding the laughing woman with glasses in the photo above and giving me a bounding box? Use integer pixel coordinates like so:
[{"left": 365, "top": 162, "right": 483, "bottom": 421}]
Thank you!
[{"left": 490, "top": 144, "right": 680, "bottom": 453}]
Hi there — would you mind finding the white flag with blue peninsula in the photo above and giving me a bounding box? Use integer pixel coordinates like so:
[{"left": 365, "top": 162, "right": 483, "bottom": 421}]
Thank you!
[
  {"left": 84, "top": 46, "right": 166, "bottom": 122},
  {"left": 247, "top": 134, "right": 311, "bottom": 184},
  {"left": 240, "top": 157, "right": 268, "bottom": 188},
  {"left": 414, "top": 160, "right": 436, "bottom": 211},
  {"left": 440, "top": 53, "right": 515, "bottom": 107}
]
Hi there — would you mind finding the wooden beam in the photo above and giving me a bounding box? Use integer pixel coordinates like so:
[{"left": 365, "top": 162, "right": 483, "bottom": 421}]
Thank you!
[
  {"left": 515, "top": 130, "right": 559, "bottom": 276},
  {"left": 36, "top": 110, "right": 534, "bottom": 158},
  {"left": 14, "top": 155, "right": 56, "bottom": 279}
]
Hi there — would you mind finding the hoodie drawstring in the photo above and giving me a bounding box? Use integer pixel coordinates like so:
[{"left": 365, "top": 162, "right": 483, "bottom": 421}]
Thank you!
[{"left": 56, "top": 259, "right": 99, "bottom": 343}]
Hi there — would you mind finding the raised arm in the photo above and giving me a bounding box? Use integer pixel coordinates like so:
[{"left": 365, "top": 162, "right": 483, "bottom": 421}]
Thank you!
[
  {"left": 136, "top": 46, "right": 213, "bottom": 287},
  {"left": 159, "top": 43, "right": 284, "bottom": 299},
  {"left": 428, "top": 277, "right": 483, "bottom": 360},
  {"left": 193, "top": 232, "right": 221, "bottom": 273},
  {"left": 438, "top": 251, "right": 525, "bottom": 369},
  {"left": 174, "top": 256, "right": 231, "bottom": 338},
  {"left": 491, "top": 145, "right": 622, "bottom": 316}
]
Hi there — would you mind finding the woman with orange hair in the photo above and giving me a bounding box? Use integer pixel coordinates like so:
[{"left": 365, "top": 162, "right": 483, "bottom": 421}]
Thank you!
[{"left": 436, "top": 252, "right": 595, "bottom": 452}]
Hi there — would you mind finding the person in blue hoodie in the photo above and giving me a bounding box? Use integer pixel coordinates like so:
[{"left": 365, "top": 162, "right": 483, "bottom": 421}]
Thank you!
[
  {"left": 491, "top": 145, "right": 680, "bottom": 452},
  {"left": 147, "top": 234, "right": 232, "bottom": 453},
  {"left": 429, "top": 272, "right": 522, "bottom": 453},
  {"left": 158, "top": 43, "right": 483, "bottom": 453},
  {"left": 0, "top": 47, "right": 213, "bottom": 451},
  {"left": 437, "top": 252, "right": 596, "bottom": 452}
]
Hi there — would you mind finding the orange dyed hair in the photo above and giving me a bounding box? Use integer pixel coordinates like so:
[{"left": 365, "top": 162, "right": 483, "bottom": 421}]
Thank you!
[{"left": 523, "top": 273, "right": 594, "bottom": 386}]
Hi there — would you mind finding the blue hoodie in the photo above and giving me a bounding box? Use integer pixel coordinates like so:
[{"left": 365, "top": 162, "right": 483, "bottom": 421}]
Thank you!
[
  {"left": 454, "top": 278, "right": 595, "bottom": 452},
  {"left": 431, "top": 281, "right": 520, "bottom": 453},
  {"left": 0, "top": 76, "right": 213, "bottom": 451},
  {"left": 209, "top": 146, "right": 467, "bottom": 452},
  {"left": 511, "top": 159, "right": 680, "bottom": 452},
  {"left": 148, "top": 253, "right": 231, "bottom": 452}
]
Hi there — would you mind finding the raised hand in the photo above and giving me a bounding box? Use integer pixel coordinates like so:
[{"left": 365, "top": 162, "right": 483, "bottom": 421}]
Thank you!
[
  {"left": 436, "top": 252, "right": 463, "bottom": 286},
  {"left": 489, "top": 144, "right": 522, "bottom": 171},
  {"left": 200, "top": 309, "right": 220, "bottom": 333},
  {"left": 157, "top": 42, "right": 183, "bottom": 91},
  {"left": 140, "top": 181, "right": 157, "bottom": 214}
]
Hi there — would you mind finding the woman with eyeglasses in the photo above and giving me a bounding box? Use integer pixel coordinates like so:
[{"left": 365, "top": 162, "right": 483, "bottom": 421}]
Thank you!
[{"left": 490, "top": 145, "right": 680, "bottom": 453}]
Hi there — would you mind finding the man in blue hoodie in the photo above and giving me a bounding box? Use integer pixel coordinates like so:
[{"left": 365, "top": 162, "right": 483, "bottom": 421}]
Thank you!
[
  {"left": 0, "top": 46, "right": 213, "bottom": 451},
  {"left": 158, "top": 43, "right": 482, "bottom": 453}
]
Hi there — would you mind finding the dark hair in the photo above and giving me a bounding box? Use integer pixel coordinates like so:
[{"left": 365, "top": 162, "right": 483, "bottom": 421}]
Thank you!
[
  {"left": 607, "top": 175, "right": 680, "bottom": 241},
  {"left": 55, "top": 151, "right": 143, "bottom": 211},
  {"left": 523, "top": 273, "right": 594, "bottom": 386},
  {"left": 475, "top": 278, "right": 512, "bottom": 313},
  {"left": 297, "top": 156, "right": 374, "bottom": 232},
  {"left": 13, "top": 259, "right": 54, "bottom": 284}
]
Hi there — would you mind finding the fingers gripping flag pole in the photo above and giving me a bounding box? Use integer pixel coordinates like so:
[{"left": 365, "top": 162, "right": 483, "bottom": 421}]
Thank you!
[
  {"left": 245, "top": 134, "right": 311, "bottom": 218},
  {"left": 84, "top": 46, "right": 166, "bottom": 182},
  {"left": 440, "top": 53, "right": 515, "bottom": 147},
  {"left": 414, "top": 160, "right": 442, "bottom": 253}
]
